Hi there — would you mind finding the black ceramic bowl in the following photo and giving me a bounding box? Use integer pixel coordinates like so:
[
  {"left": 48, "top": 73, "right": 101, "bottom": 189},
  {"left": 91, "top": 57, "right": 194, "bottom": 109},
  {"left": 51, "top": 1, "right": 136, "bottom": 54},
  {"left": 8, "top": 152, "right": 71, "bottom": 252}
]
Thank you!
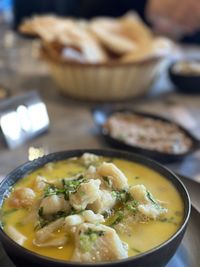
[
  {"left": 0, "top": 149, "right": 191, "bottom": 267},
  {"left": 92, "top": 107, "right": 200, "bottom": 163},
  {"left": 169, "top": 62, "right": 200, "bottom": 94}
]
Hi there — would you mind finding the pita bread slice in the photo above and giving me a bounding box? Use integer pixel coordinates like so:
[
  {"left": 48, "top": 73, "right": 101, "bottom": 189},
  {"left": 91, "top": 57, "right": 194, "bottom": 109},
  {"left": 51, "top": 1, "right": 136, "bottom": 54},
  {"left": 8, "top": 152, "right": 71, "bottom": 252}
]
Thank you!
[
  {"left": 89, "top": 18, "right": 137, "bottom": 55},
  {"left": 19, "top": 15, "right": 75, "bottom": 42},
  {"left": 59, "top": 24, "right": 108, "bottom": 63},
  {"left": 20, "top": 16, "right": 108, "bottom": 63},
  {"left": 119, "top": 12, "right": 153, "bottom": 45},
  {"left": 121, "top": 37, "right": 173, "bottom": 63}
]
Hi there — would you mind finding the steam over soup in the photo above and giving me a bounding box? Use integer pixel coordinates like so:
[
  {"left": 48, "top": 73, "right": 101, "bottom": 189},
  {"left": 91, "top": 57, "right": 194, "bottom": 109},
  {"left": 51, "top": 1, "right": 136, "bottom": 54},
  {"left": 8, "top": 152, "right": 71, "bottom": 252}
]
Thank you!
[{"left": 1, "top": 153, "right": 184, "bottom": 263}]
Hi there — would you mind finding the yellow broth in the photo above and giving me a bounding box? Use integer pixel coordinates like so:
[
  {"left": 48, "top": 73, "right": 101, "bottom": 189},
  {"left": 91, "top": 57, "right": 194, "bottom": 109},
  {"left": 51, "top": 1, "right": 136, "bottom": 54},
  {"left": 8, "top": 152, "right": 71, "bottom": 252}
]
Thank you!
[{"left": 1, "top": 157, "right": 184, "bottom": 261}]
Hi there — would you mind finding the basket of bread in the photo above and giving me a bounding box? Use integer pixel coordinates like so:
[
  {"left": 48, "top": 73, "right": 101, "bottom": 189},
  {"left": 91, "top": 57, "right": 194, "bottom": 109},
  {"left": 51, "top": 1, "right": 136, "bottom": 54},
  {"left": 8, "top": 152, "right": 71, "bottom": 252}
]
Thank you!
[{"left": 20, "top": 12, "right": 172, "bottom": 101}]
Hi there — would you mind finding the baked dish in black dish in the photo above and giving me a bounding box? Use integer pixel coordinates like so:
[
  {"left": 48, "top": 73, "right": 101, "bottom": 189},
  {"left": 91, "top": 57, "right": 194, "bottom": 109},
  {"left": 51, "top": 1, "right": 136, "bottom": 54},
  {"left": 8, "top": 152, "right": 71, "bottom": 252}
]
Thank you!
[{"left": 92, "top": 107, "right": 200, "bottom": 163}]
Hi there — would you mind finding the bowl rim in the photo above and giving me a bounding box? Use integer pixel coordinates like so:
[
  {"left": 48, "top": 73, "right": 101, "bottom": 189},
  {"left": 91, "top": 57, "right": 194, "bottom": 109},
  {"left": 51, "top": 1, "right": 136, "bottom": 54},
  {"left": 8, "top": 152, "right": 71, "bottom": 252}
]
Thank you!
[{"left": 0, "top": 148, "right": 191, "bottom": 266}]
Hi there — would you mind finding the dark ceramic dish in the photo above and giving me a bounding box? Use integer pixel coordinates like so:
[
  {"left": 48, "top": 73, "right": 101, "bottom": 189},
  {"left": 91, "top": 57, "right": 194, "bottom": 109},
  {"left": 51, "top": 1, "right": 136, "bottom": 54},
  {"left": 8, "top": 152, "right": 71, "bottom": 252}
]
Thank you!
[
  {"left": 92, "top": 107, "right": 200, "bottom": 163},
  {"left": 0, "top": 149, "right": 191, "bottom": 267},
  {"left": 168, "top": 62, "right": 200, "bottom": 94}
]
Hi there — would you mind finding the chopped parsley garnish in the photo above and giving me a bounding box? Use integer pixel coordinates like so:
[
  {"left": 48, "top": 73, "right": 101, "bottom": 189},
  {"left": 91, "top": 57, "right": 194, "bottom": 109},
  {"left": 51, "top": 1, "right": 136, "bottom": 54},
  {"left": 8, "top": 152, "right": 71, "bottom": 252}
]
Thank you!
[
  {"left": 146, "top": 190, "right": 165, "bottom": 212},
  {"left": 84, "top": 228, "right": 105, "bottom": 237},
  {"left": 126, "top": 200, "right": 139, "bottom": 212},
  {"left": 147, "top": 190, "right": 162, "bottom": 208},
  {"left": 146, "top": 190, "right": 157, "bottom": 205},
  {"left": 62, "top": 175, "right": 87, "bottom": 200},
  {"left": 110, "top": 210, "right": 124, "bottom": 227},
  {"left": 44, "top": 175, "right": 86, "bottom": 200},
  {"left": 79, "top": 228, "right": 105, "bottom": 252},
  {"left": 109, "top": 191, "right": 139, "bottom": 226},
  {"left": 132, "top": 247, "right": 141, "bottom": 253},
  {"left": 36, "top": 208, "right": 69, "bottom": 230},
  {"left": 111, "top": 190, "right": 132, "bottom": 203}
]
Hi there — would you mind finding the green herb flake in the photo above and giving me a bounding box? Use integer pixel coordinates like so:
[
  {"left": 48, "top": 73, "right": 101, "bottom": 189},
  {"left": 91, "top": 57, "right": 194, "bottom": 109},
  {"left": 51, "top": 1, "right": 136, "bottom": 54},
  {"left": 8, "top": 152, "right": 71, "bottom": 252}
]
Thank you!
[
  {"left": 102, "top": 211, "right": 110, "bottom": 219},
  {"left": 110, "top": 211, "right": 124, "bottom": 227},
  {"left": 43, "top": 175, "right": 86, "bottom": 200},
  {"left": 112, "top": 190, "right": 132, "bottom": 203},
  {"left": 132, "top": 247, "right": 141, "bottom": 254},
  {"left": 79, "top": 228, "right": 105, "bottom": 252},
  {"left": 126, "top": 200, "right": 139, "bottom": 213},
  {"left": 36, "top": 207, "right": 69, "bottom": 230},
  {"left": 146, "top": 191, "right": 157, "bottom": 205},
  {"left": 79, "top": 191, "right": 86, "bottom": 196},
  {"left": 80, "top": 234, "right": 91, "bottom": 252},
  {"left": 84, "top": 228, "right": 105, "bottom": 237}
]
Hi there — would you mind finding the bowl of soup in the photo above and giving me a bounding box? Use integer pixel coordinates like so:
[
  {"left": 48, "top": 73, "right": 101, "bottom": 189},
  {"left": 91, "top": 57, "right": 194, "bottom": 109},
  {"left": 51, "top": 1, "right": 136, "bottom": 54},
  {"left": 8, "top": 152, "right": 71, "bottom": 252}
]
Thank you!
[{"left": 0, "top": 149, "right": 190, "bottom": 267}]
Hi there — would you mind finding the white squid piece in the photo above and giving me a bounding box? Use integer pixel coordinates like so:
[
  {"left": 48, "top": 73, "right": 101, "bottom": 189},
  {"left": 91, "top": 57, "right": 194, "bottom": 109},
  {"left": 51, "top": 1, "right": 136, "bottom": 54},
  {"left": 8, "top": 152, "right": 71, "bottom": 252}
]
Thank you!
[
  {"left": 65, "top": 214, "right": 84, "bottom": 227},
  {"left": 6, "top": 226, "right": 27, "bottom": 246},
  {"left": 129, "top": 184, "right": 167, "bottom": 219},
  {"left": 97, "top": 162, "right": 128, "bottom": 190},
  {"left": 34, "top": 176, "right": 47, "bottom": 191},
  {"left": 82, "top": 210, "right": 105, "bottom": 223},
  {"left": 88, "top": 190, "right": 116, "bottom": 214},
  {"left": 33, "top": 236, "right": 67, "bottom": 247},
  {"left": 69, "top": 179, "right": 101, "bottom": 210},
  {"left": 9, "top": 187, "right": 36, "bottom": 208},
  {"left": 65, "top": 210, "right": 105, "bottom": 228},
  {"left": 81, "top": 153, "right": 99, "bottom": 167},
  {"left": 35, "top": 218, "right": 65, "bottom": 243},
  {"left": 40, "top": 195, "right": 70, "bottom": 215},
  {"left": 72, "top": 223, "right": 128, "bottom": 262},
  {"left": 85, "top": 165, "right": 100, "bottom": 180}
]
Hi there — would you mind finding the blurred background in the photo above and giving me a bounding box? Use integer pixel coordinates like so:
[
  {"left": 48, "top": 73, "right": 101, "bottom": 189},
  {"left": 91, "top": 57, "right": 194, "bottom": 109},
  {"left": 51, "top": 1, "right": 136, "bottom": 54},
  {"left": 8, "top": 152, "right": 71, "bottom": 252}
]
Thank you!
[
  {"left": 0, "top": 0, "right": 200, "bottom": 173},
  {"left": 11, "top": 0, "right": 200, "bottom": 41},
  {"left": 0, "top": 1, "right": 200, "bottom": 266},
  {"left": 0, "top": 0, "right": 200, "bottom": 179}
]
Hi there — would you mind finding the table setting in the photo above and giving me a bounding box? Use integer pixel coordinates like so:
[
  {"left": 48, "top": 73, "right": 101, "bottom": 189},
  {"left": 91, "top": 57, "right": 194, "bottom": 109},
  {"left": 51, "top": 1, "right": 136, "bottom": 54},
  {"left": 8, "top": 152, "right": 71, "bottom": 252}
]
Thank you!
[{"left": 0, "top": 10, "right": 200, "bottom": 267}]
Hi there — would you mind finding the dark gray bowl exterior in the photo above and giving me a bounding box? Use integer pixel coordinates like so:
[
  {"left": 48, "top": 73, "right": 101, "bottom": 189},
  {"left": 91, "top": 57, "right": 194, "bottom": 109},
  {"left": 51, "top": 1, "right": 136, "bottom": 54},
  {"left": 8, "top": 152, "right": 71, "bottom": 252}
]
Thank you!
[
  {"left": 169, "top": 64, "right": 200, "bottom": 94},
  {"left": 0, "top": 149, "right": 191, "bottom": 267},
  {"left": 92, "top": 108, "right": 200, "bottom": 163}
]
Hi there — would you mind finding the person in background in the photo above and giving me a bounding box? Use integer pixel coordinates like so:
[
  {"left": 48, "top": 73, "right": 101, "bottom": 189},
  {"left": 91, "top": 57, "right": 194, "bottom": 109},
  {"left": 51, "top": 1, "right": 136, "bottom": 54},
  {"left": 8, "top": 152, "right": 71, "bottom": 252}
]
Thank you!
[
  {"left": 146, "top": 0, "right": 200, "bottom": 41},
  {"left": 14, "top": 0, "right": 200, "bottom": 42}
]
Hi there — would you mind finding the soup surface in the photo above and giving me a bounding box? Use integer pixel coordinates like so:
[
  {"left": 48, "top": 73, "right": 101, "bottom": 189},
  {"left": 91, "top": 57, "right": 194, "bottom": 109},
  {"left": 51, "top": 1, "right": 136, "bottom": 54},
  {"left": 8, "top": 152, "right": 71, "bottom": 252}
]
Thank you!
[{"left": 1, "top": 153, "right": 184, "bottom": 263}]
